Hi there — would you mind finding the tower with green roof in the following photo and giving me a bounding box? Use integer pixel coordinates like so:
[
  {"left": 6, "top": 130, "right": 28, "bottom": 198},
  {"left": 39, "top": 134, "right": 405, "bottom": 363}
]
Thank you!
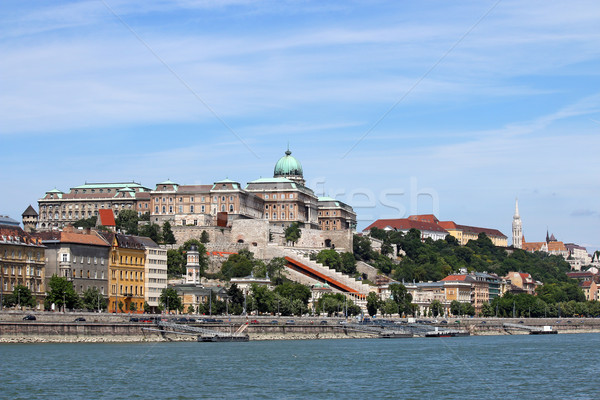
[{"left": 273, "top": 148, "right": 305, "bottom": 186}]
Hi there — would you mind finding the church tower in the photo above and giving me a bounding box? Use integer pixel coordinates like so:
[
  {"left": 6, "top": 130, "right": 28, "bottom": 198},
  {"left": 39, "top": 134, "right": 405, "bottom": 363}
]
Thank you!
[
  {"left": 512, "top": 198, "right": 522, "bottom": 249},
  {"left": 186, "top": 245, "right": 200, "bottom": 284}
]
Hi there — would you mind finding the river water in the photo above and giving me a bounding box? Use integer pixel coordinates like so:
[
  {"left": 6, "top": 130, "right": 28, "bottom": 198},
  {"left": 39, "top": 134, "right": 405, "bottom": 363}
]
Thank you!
[{"left": 3, "top": 333, "right": 600, "bottom": 399}]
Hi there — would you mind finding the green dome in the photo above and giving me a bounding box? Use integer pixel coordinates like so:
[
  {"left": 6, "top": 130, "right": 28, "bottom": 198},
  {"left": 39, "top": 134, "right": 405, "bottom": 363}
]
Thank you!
[{"left": 274, "top": 149, "right": 303, "bottom": 178}]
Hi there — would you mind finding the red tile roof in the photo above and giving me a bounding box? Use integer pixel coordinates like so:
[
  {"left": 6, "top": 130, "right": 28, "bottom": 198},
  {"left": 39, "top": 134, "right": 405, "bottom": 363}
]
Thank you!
[
  {"left": 441, "top": 274, "right": 468, "bottom": 282},
  {"left": 36, "top": 229, "right": 110, "bottom": 246},
  {"left": 408, "top": 214, "right": 439, "bottom": 224},
  {"left": 363, "top": 218, "right": 448, "bottom": 233},
  {"left": 98, "top": 209, "right": 116, "bottom": 227}
]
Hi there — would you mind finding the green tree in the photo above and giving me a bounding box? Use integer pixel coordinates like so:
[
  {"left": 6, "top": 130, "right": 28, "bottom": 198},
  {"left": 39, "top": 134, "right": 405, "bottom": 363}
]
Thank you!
[
  {"left": 45, "top": 275, "right": 80, "bottom": 311},
  {"left": 167, "top": 249, "right": 186, "bottom": 278},
  {"left": 380, "top": 298, "right": 399, "bottom": 317},
  {"left": 73, "top": 216, "right": 97, "bottom": 229},
  {"left": 3, "top": 285, "right": 36, "bottom": 309},
  {"left": 389, "top": 283, "right": 412, "bottom": 316},
  {"left": 200, "top": 230, "right": 210, "bottom": 243},
  {"left": 143, "top": 301, "right": 151, "bottom": 313},
  {"left": 273, "top": 282, "right": 311, "bottom": 306},
  {"left": 221, "top": 250, "right": 257, "bottom": 279},
  {"left": 115, "top": 209, "right": 139, "bottom": 235},
  {"left": 162, "top": 221, "right": 176, "bottom": 244},
  {"left": 159, "top": 287, "right": 182, "bottom": 312},
  {"left": 340, "top": 252, "right": 357, "bottom": 275},
  {"left": 129, "top": 302, "right": 137, "bottom": 313},
  {"left": 250, "top": 283, "right": 275, "bottom": 314},
  {"left": 118, "top": 301, "right": 124, "bottom": 313},
  {"left": 139, "top": 223, "right": 161, "bottom": 243},
  {"left": 284, "top": 222, "right": 302, "bottom": 245},
  {"left": 266, "top": 257, "right": 287, "bottom": 283},
  {"left": 81, "top": 287, "right": 107, "bottom": 311},
  {"left": 430, "top": 300, "right": 443, "bottom": 317},
  {"left": 366, "top": 292, "right": 380, "bottom": 317},
  {"left": 227, "top": 284, "right": 245, "bottom": 315},
  {"left": 187, "top": 305, "right": 195, "bottom": 314},
  {"left": 450, "top": 300, "right": 462, "bottom": 316}
]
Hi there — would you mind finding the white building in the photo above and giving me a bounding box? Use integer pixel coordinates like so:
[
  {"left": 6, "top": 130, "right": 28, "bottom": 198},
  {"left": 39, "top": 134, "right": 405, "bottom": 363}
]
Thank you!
[{"left": 135, "top": 237, "right": 167, "bottom": 311}]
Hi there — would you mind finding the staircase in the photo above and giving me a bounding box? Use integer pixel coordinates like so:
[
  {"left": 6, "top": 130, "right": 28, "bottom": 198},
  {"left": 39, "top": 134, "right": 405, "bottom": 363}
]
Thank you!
[{"left": 278, "top": 248, "right": 373, "bottom": 297}]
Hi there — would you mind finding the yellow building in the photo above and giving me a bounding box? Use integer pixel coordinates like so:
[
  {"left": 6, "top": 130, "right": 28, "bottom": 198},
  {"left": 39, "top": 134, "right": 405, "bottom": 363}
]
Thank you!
[
  {"left": 0, "top": 216, "right": 46, "bottom": 309},
  {"left": 101, "top": 233, "right": 146, "bottom": 313}
]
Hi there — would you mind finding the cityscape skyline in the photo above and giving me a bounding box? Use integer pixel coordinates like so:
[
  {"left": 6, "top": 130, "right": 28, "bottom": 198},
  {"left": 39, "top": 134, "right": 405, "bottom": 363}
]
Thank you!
[{"left": 1, "top": 1, "right": 599, "bottom": 252}]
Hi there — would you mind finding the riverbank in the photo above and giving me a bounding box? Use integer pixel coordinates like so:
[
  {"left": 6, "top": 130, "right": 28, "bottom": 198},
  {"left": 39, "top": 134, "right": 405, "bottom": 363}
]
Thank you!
[{"left": 2, "top": 312, "right": 600, "bottom": 343}]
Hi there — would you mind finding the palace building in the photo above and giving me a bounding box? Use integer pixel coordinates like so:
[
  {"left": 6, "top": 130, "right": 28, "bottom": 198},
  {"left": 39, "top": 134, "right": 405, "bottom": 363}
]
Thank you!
[{"left": 34, "top": 148, "right": 356, "bottom": 233}]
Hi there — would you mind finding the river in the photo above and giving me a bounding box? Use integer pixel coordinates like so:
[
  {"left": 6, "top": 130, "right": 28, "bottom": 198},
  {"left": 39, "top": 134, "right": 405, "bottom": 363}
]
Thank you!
[{"left": 2, "top": 333, "right": 599, "bottom": 399}]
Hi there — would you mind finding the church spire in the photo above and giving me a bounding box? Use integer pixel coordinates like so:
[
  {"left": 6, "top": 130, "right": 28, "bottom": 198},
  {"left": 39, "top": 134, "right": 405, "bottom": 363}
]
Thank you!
[{"left": 512, "top": 198, "right": 522, "bottom": 249}]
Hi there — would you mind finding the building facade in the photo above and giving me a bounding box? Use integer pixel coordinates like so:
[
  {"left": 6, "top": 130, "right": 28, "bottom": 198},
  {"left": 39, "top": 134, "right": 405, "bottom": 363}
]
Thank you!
[
  {"left": 102, "top": 233, "right": 147, "bottom": 313},
  {"left": 37, "top": 182, "right": 151, "bottom": 231},
  {"left": 37, "top": 226, "right": 110, "bottom": 298},
  {"left": 135, "top": 236, "right": 167, "bottom": 312},
  {"left": 0, "top": 216, "right": 46, "bottom": 309}
]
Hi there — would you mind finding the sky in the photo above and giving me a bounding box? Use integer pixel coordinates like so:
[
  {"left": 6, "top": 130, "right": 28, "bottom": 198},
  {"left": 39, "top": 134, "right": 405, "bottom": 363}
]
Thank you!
[{"left": 1, "top": 0, "right": 599, "bottom": 252}]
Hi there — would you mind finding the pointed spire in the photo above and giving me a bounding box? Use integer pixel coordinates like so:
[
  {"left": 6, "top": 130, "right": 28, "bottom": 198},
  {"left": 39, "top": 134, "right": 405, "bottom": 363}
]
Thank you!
[{"left": 514, "top": 198, "right": 520, "bottom": 218}]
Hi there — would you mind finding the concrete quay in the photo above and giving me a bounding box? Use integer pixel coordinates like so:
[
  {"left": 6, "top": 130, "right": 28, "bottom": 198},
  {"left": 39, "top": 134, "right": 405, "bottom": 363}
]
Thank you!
[{"left": 2, "top": 312, "right": 600, "bottom": 343}]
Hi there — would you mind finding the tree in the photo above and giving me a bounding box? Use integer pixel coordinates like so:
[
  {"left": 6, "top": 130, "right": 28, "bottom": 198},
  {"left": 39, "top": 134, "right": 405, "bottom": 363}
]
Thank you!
[
  {"left": 273, "top": 282, "right": 311, "bottom": 306},
  {"left": 227, "top": 284, "right": 245, "bottom": 315},
  {"left": 129, "top": 302, "right": 137, "bottom": 313},
  {"left": 340, "top": 252, "right": 357, "bottom": 275},
  {"left": 81, "top": 287, "right": 107, "bottom": 312},
  {"left": 381, "top": 299, "right": 399, "bottom": 317},
  {"left": 430, "top": 300, "right": 443, "bottom": 317},
  {"left": 143, "top": 301, "right": 151, "bottom": 313},
  {"left": 45, "top": 275, "right": 80, "bottom": 311},
  {"left": 3, "top": 285, "right": 36, "bottom": 309},
  {"left": 366, "top": 292, "right": 380, "bottom": 317},
  {"left": 221, "top": 250, "right": 257, "bottom": 279},
  {"left": 73, "top": 216, "right": 97, "bottom": 229},
  {"left": 159, "top": 287, "right": 182, "bottom": 312},
  {"left": 115, "top": 209, "right": 139, "bottom": 235},
  {"left": 162, "top": 221, "right": 176, "bottom": 244},
  {"left": 187, "top": 305, "right": 195, "bottom": 314},
  {"left": 450, "top": 300, "right": 462, "bottom": 316},
  {"left": 389, "top": 283, "right": 412, "bottom": 316},
  {"left": 167, "top": 249, "right": 186, "bottom": 278},
  {"left": 139, "top": 223, "right": 161, "bottom": 243},
  {"left": 284, "top": 222, "right": 301, "bottom": 245},
  {"left": 200, "top": 230, "right": 210, "bottom": 243},
  {"left": 118, "top": 301, "right": 124, "bottom": 313}
]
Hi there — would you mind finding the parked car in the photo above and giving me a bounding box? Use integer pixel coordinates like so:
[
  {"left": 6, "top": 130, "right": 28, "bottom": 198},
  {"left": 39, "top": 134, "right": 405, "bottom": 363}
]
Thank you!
[
  {"left": 129, "top": 317, "right": 139, "bottom": 322},
  {"left": 23, "top": 315, "right": 36, "bottom": 321},
  {"left": 320, "top": 320, "right": 328, "bottom": 325},
  {"left": 74, "top": 317, "right": 86, "bottom": 322},
  {"left": 270, "top": 320, "right": 279, "bottom": 325},
  {"left": 286, "top": 320, "right": 295, "bottom": 325},
  {"left": 250, "top": 319, "right": 259, "bottom": 324}
]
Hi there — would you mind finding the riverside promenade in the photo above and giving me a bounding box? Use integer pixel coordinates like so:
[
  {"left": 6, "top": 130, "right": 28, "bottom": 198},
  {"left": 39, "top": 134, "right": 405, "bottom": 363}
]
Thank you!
[{"left": 2, "top": 311, "right": 600, "bottom": 343}]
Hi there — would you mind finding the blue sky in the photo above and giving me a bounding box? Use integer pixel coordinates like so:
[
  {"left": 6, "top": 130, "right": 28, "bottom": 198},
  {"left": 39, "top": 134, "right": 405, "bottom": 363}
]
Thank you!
[{"left": 1, "top": 0, "right": 599, "bottom": 252}]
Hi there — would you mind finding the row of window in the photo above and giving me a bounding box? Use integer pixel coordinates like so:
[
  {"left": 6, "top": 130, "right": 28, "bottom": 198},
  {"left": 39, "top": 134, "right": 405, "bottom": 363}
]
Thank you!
[
  {"left": 265, "top": 204, "right": 294, "bottom": 210},
  {"left": 1, "top": 265, "right": 43, "bottom": 277},
  {"left": 3, "top": 250, "right": 43, "bottom": 261},
  {"left": 112, "top": 270, "right": 144, "bottom": 281},
  {"left": 111, "top": 284, "right": 144, "bottom": 296},
  {"left": 264, "top": 194, "right": 294, "bottom": 200},
  {"left": 61, "top": 254, "right": 105, "bottom": 265},
  {"left": 265, "top": 212, "right": 294, "bottom": 220},
  {"left": 318, "top": 211, "right": 338, "bottom": 216},
  {"left": 3, "top": 279, "right": 42, "bottom": 292}
]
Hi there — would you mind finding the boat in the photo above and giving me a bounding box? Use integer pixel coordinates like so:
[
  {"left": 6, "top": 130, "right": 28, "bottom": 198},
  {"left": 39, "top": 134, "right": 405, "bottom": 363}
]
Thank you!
[
  {"left": 198, "top": 334, "right": 249, "bottom": 342},
  {"left": 425, "top": 330, "right": 470, "bottom": 337},
  {"left": 379, "top": 331, "right": 413, "bottom": 339}
]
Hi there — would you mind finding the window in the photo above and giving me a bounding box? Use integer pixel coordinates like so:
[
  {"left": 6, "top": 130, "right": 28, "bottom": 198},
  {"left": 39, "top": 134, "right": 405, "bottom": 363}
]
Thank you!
[
  {"left": 265, "top": 195, "right": 269, "bottom": 199},
  {"left": 221, "top": 196, "right": 225, "bottom": 202},
  {"left": 281, "top": 194, "right": 285, "bottom": 199},
  {"left": 201, "top": 205, "right": 205, "bottom": 213},
  {"left": 155, "top": 206, "right": 159, "bottom": 213},
  {"left": 190, "top": 205, "right": 194, "bottom": 213},
  {"left": 169, "top": 206, "right": 173, "bottom": 213},
  {"left": 162, "top": 206, "right": 166, "bottom": 213},
  {"left": 229, "top": 205, "right": 234, "bottom": 212},
  {"left": 191, "top": 197, "right": 194, "bottom": 202},
  {"left": 281, "top": 212, "right": 285, "bottom": 219},
  {"left": 94, "top": 257, "right": 97, "bottom": 264},
  {"left": 61, "top": 253, "right": 69, "bottom": 263},
  {"left": 179, "top": 197, "right": 183, "bottom": 202},
  {"left": 229, "top": 196, "right": 233, "bottom": 201},
  {"left": 169, "top": 197, "right": 173, "bottom": 203},
  {"left": 290, "top": 212, "right": 294, "bottom": 219},
  {"left": 221, "top": 205, "right": 225, "bottom": 212},
  {"left": 265, "top": 213, "right": 269, "bottom": 219},
  {"left": 87, "top": 257, "right": 91, "bottom": 264},
  {"left": 179, "top": 205, "right": 183, "bottom": 213},
  {"left": 290, "top": 194, "right": 294, "bottom": 199}
]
